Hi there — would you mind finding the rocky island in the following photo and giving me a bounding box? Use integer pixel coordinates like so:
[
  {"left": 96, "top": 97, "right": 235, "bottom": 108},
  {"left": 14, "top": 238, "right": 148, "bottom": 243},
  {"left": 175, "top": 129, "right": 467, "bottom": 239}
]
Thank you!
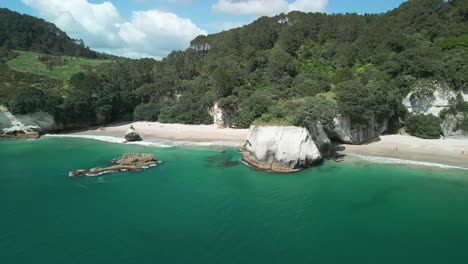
[{"left": 69, "top": 153, "right": 160, "bottom": 177}]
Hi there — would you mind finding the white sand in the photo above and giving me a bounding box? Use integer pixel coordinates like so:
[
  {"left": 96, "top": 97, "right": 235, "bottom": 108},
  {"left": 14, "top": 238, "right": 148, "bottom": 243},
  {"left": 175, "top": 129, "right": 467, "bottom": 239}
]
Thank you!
[
  {"left": 339, "top": 135, "right": 468, "bottom": 168},
  {"left": 70, "top": 121, "right": 249, "bottom": 143}
]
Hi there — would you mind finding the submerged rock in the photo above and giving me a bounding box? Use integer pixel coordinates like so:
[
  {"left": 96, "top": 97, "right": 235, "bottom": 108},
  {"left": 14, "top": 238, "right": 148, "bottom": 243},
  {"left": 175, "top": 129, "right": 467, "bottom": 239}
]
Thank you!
[
  {"left": 69, "top": 153, "right": 159, "bottom": 177},
  {"left": 125, "top": 126, "right": 142, "bottom": 142},
  {"left": 241, "top": 126, "right": 322, "bottom": 173}
]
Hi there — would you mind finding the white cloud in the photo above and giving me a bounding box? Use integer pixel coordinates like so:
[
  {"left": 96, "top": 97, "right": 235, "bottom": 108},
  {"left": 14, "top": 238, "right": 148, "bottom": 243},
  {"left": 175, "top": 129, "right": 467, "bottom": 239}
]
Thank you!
[
  {"left": 210, "top": 21, "right": 249, "bottom": 31},
  {"left": 288, "top": 0, "right": 328, "bottom": 13},
  {"left": 212, "top": 0, "right": 328, "bottom": 17},
  {"left": 22, "top": 0, "right": 207, "bottom": 59}
]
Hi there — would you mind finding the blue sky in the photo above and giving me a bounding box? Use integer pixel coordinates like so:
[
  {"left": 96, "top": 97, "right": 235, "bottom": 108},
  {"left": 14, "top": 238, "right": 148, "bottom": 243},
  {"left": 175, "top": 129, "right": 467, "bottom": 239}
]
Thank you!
[{"left": 2, "top": 0, "right": 406, "bottom": 58}]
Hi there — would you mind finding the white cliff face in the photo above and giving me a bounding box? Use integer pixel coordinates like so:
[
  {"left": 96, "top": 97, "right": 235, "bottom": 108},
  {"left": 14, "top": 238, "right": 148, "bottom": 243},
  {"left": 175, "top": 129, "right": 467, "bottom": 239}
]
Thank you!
[
  {"left": 0, "top": 105, "right": 43, "bottom": 135},
  {"left": 208, "top": 102, "right": 230, "bottom": 128},
  {"left": 242, "top": 126, "right": 322, "bottom": 173},
  {"left": 333, "top": 116, "right": 388, "bottom": 144},
  {"left": 441, "top": 114, "right": 466, "bottom": 137},
  {"left": 402, "top": 82, "right": 468, "bottom": 136},
  {"left": 403, "top": 82, "right": 468, "bottom": 116}
]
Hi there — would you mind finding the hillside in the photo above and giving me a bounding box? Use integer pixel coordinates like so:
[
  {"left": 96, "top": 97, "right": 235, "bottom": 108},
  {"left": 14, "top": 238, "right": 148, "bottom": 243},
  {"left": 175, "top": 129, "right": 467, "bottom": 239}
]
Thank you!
[
  {"left": 1, "top": 0, "right": 467, "bottom": 139},
  {"left": 7, "top": 50, "right": 107, "bottom": 80},
  {"left": 0, "top": 8, "right": 113, "bottom": 59}
]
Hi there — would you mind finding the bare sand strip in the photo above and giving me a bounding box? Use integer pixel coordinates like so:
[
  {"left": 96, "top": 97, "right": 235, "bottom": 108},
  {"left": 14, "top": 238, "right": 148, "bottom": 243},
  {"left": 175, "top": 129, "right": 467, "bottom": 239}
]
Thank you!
[
  {"left": 57, "top": 122, "right": 468, "bottom": 169},
  {"left": 338, "top": 135, "right": 468, "bottom": 169},
  {"left": 65, "top": 121, "right": 249, "bottom": 146}
]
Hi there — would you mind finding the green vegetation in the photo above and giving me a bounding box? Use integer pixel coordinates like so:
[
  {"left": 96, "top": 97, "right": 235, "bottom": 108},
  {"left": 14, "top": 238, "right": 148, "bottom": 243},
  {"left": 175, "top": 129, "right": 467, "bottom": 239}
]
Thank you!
[
  {"left": 0, "top": 0, "right": 467, "bottom": 137},
  {"left": 294, "top": 96, "right": 338, "bottom": 131},
  {"left": 7, "top": 51, "right": 106, "bottom": 80},
  {"left": 0, "top": 8, "right": 115, "bottom": 59},
  {"left": 406, "top": 114, "right": 442, "bottom": 139}
]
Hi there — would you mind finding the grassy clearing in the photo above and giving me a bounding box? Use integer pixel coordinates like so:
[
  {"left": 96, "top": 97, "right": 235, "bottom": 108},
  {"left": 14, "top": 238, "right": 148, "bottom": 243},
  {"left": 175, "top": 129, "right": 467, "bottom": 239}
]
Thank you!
[{"left": 7, "top": 51, "right": 108, "bottom": 80}]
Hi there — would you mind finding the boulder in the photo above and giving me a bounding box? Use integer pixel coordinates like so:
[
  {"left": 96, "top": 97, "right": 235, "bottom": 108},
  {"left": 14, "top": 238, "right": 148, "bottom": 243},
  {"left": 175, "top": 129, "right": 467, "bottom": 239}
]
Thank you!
[
  {"left": 241, "top": 126, "right": 322, "bottom": 173},
  {"left": 332, "top": 116, "right": 388, "bottom": 144},
  {"left": 125, "top": 126, "right": 142, "bottom": 142}
]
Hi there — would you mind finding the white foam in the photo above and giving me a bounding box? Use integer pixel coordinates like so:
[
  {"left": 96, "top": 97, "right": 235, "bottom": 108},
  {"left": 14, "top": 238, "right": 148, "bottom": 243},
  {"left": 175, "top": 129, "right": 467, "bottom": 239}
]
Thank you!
[
  {"left": 45, "top": 134, "right": 126, "bottom": 144},
  {"left": 44, "top": 134, "right": 242, "bottom": 148},
  {"left": 349, "top": 154, "right": 468, "bottom": 171}
]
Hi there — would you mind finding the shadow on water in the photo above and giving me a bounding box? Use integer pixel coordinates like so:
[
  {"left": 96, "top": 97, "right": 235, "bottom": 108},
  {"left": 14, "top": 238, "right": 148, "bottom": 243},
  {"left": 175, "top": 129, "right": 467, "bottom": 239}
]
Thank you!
[
  {"left": 348, "top": 184, "right": 414, "bottom": 212},
  {"left": 205, "top": 151, "right": 241, "bottom": 168}
]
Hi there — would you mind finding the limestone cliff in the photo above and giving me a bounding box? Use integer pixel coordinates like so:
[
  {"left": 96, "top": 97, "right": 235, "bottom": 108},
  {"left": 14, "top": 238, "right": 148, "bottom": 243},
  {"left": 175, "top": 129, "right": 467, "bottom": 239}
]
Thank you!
[
  {"left": 208, "top": 102, "right": 231, "bottom": 128},
  {"left": 0, "top": 105, "right": 43, "bottom": 139},
  {"left": 402, "top": 82, "right": 468, "bottom": 136},
  {"left": 332, "top": 116, "right": 388, "bottom": 144},
  {"left": 241, "top": 126, "right": 322, "bottom": 173},
  {"left": 441, "top": 114, "right": 466, "bottom": 137}
]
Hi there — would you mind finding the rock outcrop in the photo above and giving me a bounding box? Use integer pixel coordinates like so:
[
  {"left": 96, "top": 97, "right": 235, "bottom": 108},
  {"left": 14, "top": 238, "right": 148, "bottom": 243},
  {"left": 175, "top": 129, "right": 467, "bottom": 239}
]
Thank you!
[
  {"left": 441, "top": 114, "right": 466, "bottom": 137},
  {"left": 0, "top": 105, "right": 42, "bottom": 139},
  {"left": 241, "top": 126, "right": 322, "bottom": 173},
  {"left": 208, "top": 102, "right": 231, "bottom": 128},
  {"left": 403, "top": 82, "right": 468, "bottom": 116},
  {"left": 125, "top": 126, "right": 142, "bottom": 142},
  {"left": 69, "top": 153, "right": 159, "bottom": 177},
  {"left": 332, "top": 116, "right": 388, "bottom": 144}
]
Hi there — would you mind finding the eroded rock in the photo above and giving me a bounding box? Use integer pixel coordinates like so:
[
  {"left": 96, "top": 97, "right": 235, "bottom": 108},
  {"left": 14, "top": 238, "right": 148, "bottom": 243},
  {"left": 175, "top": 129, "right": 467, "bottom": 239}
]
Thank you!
[
  {"left": 332, "top": 115, "right": 388, "bottom": 144},
  {"left": 241, "top": 126, "right": 322, "bottom": 173},
  {"left": 125, "top": 126, "right": 142, "bottom": 142},
  {"left": 69, "top": 153, "right": 159, "bottom": 177}
]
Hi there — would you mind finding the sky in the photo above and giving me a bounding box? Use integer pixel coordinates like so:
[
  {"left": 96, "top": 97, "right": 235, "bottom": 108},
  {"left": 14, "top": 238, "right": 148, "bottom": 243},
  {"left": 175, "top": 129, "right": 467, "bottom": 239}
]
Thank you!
[{"left": 1, "top": 0, "right": 407, "bottom": 59}]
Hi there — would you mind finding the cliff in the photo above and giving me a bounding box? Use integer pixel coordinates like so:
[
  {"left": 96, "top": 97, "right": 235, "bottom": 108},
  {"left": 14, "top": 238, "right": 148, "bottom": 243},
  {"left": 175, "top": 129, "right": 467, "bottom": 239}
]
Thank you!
[
  {"left": 332, "top": 116, "right": 388, "bottom": 144},
  {"left": 403, "top": 82, "right": 468, "bottom": 137},
  {"left": 0, "top": 105, "right": 45, "bottom": 139},
  {"left": 403, "top": 82, "right": 468, "bottom": 117},
  {"left": 241, "top": 126, "right": 322, "bottom": 173}
]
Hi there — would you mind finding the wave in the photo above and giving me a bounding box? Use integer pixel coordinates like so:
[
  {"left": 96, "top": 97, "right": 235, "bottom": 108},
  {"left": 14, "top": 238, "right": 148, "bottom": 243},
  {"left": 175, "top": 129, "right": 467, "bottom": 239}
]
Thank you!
[
  {"left": 349, "top": 154, "right": 468, "bottom": 170},
  {"left": 43, "top": 134, "right": 243, "bottom": 148}
]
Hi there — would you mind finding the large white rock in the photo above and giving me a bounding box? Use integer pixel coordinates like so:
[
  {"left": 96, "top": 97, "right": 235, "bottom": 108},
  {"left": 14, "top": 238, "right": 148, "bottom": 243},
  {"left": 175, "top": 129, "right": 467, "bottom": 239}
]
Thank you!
[
  {"left": 242, "top": 126, "right": 322, "bottom": 173},
  {"left": 333, "top": 115, "right": 388, "bottom": 144}
]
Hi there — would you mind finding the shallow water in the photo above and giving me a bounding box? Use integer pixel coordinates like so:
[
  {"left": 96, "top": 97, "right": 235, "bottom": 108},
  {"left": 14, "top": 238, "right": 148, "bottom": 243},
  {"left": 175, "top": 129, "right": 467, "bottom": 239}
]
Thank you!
[{"left": 1, "top": 138, "right": 468, "bottom": 264}]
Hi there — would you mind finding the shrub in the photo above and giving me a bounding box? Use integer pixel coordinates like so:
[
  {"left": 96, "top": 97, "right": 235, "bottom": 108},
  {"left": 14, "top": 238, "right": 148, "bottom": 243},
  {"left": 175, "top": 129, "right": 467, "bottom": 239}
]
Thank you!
[
  {"left": 133, "top": 103, "right": 160, "bottom": 121},
  {"left": 294, "top": 96, "right": 338, "bottom": 131},
  {"left": 406, "top": 114, "right": 441, "bottom": 139}
]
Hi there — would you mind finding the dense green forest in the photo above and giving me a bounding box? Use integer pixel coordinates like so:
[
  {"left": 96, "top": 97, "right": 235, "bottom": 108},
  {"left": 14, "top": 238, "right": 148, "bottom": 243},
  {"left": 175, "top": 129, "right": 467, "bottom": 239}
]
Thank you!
[{"left": 0, "top": 0, "right": 467, "bottom": 137}]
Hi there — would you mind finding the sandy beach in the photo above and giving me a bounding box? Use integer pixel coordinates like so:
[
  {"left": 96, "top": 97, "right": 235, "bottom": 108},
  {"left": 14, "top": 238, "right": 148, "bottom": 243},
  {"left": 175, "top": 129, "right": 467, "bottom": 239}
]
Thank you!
[
  {"left": 62, "top": 122, "right": 468, "bottom": 168},
  {"left": 338, "top": 135, "right": 468, "bottom": 169},
  {"left": 68, "top": 121, "right": 249, "bottom": 144}
]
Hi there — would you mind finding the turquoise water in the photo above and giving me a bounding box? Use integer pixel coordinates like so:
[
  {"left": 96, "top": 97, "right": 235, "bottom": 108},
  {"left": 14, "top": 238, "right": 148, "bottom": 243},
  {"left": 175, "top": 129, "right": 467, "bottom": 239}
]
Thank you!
[{"left": 1, "top": 138, "right": 468, "bottom": 264}]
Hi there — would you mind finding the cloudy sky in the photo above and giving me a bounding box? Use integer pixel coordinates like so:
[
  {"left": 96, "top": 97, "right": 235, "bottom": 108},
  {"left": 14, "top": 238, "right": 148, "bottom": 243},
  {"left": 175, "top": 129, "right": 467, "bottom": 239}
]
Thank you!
[{"left": 3, "top": 0, "right": 406, "bottom": 59}]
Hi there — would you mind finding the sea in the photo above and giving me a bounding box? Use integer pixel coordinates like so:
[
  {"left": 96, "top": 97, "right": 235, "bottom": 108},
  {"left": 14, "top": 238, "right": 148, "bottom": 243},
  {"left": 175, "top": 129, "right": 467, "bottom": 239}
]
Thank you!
[{"left": 1, "top": 137, "right": 468, "bottom": 264}]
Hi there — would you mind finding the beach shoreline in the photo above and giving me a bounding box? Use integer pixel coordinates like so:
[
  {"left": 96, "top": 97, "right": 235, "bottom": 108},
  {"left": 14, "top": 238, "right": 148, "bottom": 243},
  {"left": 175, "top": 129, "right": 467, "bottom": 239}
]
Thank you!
[
  {"left": 51, "top": 122, "right": 468, "bottom": 169},
  {"left": 337, "top": 135, "right": 468, "bottom": 169}
]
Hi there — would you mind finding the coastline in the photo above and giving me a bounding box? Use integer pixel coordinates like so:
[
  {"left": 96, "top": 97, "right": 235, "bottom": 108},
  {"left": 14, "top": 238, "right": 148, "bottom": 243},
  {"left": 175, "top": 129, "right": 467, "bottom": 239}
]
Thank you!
[
  {"left": 48, "top": 121, "right": 249, "bottom": 147},
  {"left": 45, "top": 122, "right": 468, "bottom": 170},
  {"left": 337, "top": 135, "right": 468, "bottom": 169}
]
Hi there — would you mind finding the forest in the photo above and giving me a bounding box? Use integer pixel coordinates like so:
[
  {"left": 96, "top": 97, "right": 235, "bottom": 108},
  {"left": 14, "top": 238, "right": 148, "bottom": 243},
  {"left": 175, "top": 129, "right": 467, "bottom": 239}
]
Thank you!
[{"left": 0, "top": 0, "right": 467, "bottom": 138}]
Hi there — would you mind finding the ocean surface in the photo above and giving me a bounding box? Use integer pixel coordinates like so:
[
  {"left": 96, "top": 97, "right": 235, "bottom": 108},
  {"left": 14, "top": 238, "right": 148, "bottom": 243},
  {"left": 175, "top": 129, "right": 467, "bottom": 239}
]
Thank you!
[{"left": 1, "top": 138, "right": 468, "bottom": 264}]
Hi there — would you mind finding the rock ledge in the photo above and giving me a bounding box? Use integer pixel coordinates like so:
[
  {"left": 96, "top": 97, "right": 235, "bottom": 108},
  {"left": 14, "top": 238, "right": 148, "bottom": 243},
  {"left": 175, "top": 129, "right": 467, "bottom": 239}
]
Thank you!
[{"left": 69, "top": 153, "right": 160, "bottom": 177}]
